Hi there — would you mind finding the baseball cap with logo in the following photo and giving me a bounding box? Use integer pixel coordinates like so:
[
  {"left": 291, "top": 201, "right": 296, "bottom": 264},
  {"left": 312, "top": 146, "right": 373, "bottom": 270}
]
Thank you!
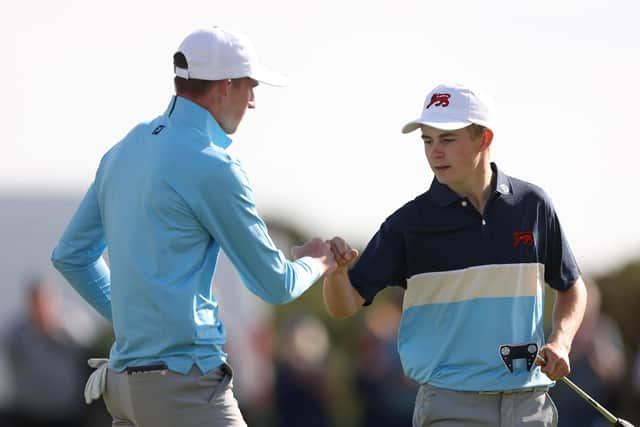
[
  {"left": 401, "top": 83, "right": 492, "bottom": 133},
  {"left": 174, "top": 27, "right": 287, "bottom": 86}
]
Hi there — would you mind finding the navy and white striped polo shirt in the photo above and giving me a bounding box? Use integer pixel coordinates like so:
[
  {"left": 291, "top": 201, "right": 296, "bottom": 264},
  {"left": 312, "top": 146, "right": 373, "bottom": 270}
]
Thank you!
[{"left": 348, "top": 163, "right": 580, "bottom": 391}]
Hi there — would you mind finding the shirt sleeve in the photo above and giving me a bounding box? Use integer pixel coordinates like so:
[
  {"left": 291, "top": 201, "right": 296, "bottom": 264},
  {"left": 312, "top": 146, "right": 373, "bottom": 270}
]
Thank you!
[
  {"left": 543, "top": 199, "right": 581, "bottom": 291},
  {"left": 348, "top": 219, "right": 407, "bottom": 305},
  {"left": 51, "top": 182, "right": 112, "bottom": 320},
  {"left": 191, "top": 160, "right": 323, "bottom": 305}
]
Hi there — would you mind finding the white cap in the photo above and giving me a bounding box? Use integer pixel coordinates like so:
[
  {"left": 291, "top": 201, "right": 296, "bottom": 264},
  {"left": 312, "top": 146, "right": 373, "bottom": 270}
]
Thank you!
[
  {"left": 401, "top": 83, "right": 492, "bottom": 133},
  {"left": 174, "top": 27, "right": 287, "bottom": 86}
]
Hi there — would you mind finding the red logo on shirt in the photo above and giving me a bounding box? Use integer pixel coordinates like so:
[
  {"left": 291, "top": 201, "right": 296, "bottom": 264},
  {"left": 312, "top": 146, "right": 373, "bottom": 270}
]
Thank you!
[
  {"left": 426, "top": 93, "right": 451, "bottom": 109},
  {"left": 513, "top": 232, "right": 534, "bottom": 247}
]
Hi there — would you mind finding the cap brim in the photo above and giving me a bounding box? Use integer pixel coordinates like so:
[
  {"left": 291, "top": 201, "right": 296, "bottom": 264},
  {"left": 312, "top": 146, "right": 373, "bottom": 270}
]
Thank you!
[
  {"left": 250, "top": 67, "right": 287, "bottom": 87},
  {"left": 401, "top": 119, "right": 472, "bottom": 134}
]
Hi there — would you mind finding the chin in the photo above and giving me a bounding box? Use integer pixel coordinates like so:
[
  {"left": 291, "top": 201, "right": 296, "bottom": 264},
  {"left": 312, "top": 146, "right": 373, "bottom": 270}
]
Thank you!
[
  {"left": 432, "top": 170, "right": 446, "bottom": 181},
  {"left": 434, "top": 175, "right": 447, "bottom": 184},
  {"left": 434, "top": 173, "right": 457, "bottom": 186},
  {"left": 222, "top": 124, "right": 239, "bottom": 135}
]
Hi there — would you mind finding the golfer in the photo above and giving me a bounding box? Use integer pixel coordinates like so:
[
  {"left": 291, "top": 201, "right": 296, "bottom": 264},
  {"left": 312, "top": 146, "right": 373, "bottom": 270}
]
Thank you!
[
  {"left": 324, "top": 82, "right": 587, "bottom": 426},
  {"left": 52, "top": 27, "right": 336, "bottom": 426}
]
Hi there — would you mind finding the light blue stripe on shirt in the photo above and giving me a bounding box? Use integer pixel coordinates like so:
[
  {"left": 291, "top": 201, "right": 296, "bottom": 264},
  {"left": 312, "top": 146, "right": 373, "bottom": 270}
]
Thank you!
[
  {"left": 52, "top": 96, "right": 323, "bottom": 374},
  {"left": 399, "top": 296, "right": 551, "bottom": 391},
  {"left": 398, "top": 263, "right": 553, "bottom": 391}
]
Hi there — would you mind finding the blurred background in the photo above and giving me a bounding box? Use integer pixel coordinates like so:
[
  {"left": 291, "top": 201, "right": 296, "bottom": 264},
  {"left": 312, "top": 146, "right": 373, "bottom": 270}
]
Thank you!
[
  {"left": 1, "top": 0, "right": 639, "bottom": 426},
  {"left": 0, "top": 200, "right": 639, "bottom": 426}
]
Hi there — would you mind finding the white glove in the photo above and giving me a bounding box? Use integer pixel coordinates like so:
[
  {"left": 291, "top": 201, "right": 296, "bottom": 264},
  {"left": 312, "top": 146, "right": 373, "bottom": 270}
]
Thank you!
[{"left": 84, "top": 358, "right": 109, "bottom": 404}]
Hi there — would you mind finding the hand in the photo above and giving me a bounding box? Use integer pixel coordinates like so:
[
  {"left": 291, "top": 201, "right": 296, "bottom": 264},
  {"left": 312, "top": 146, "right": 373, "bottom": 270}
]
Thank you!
[
  {"left": 327, "top": 236, "right": 358, "bottom": 274},
  {"left": 291, "top": 238, "right": 337, "bottom": 274},
  {"left": 535, "top": 342, "right": 571, "bottom": 380}
]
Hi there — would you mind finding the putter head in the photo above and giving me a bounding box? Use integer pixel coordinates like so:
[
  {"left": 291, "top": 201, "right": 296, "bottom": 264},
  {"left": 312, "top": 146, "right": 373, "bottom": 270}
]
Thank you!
[
  {"left": 499, "top": 343, "right": 538, "bottom": 373},
  {"left": 616, "top": 419, "right": 635, "bottom": 427}
]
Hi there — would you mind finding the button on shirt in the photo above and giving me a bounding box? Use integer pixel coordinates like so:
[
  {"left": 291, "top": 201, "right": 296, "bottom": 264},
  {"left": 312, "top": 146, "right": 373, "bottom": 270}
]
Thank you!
[
  {"left": 348, "top": 163, "right": 580, "bottom": 391},
  {"left": 52, "top": 96, "right": 323, "bottom": 374}
]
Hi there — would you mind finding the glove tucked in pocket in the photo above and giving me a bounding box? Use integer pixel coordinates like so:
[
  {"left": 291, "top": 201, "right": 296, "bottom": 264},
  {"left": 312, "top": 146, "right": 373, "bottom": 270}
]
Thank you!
[{"left": 84, "top": 358, "right": 108, "bottom": 404}]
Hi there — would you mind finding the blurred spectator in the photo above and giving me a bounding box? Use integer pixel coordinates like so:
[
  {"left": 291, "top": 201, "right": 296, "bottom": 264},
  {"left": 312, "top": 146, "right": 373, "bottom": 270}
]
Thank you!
[
  {"left": 550, "top": 278, "right": 626, "bottom": 427},
  {"left": 215, "top": 251, "right": 278, "bottom": 426},
  {"left": 274, "top": 314, "right": 331, "bottom": 427},
  {"left": 1, "top": 277, "right": 89, "bottom": 427},
  {"left": 354, "top": 296, "right": 417, "bottom": 427},
  {"left": 630, "top": 346, "right": 640, "bottom": 422}
]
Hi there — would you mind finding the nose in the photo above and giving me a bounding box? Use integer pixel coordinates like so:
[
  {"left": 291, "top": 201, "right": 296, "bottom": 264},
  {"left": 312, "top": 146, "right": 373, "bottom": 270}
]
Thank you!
[{"left": 428, "top": 141, "right": 445, "bottom": 158}]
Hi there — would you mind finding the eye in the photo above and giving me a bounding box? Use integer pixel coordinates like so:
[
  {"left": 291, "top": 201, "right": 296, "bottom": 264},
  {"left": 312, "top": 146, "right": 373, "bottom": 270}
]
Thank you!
[
  {"left": 442, "top": 138, "right": 456, "bottom": 143},
  {"left": 422, "top": 138, "right": 432, "bottom": 145}
]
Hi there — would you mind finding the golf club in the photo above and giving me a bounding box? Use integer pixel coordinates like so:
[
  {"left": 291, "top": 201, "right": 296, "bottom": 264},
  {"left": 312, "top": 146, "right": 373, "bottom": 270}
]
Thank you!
[{"left": 536, "top": 354, "right": 634, "bottom": 426}]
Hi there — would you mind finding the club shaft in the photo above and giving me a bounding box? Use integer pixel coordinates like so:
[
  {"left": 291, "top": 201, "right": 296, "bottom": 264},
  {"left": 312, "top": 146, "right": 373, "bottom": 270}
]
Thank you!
[
  {"left": 560, "top": 376, "right": 617, "bottom": 423},
  {"left": 536, "top": 354, "right": 619, "bottom": 424}
]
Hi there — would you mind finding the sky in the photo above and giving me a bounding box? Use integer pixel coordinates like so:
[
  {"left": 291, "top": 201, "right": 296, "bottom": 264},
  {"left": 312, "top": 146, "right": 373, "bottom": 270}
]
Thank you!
[{"left": 1, "top": 0, "right": 639, "bottom": 275}]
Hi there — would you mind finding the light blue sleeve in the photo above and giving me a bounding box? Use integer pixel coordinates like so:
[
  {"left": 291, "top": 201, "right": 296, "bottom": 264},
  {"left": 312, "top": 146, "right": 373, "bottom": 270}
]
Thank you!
[
  {"left": 51, "top": 182, "right": 112, "bottom": 320},
  {"left": 192, "top": 160, "right": 323, "bottom": 304}
]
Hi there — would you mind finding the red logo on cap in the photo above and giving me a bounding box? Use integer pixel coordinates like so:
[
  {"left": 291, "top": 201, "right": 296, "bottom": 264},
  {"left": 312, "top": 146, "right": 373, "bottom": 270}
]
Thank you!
[
  {"left": 426, "top": 93, "right": 451, "bottom": 109},
  {"left": 513, "top": 232, "right": 534, "bottom": 247}
]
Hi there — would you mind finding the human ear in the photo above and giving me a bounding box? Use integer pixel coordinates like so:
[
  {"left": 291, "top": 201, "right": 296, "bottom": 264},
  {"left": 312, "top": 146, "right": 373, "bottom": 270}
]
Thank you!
[
  {"left": 481, "top": 128, "right": 494, "bottom": 150},
  {"left": 211, "top": 79, "right": 232, "bottom": 97}
]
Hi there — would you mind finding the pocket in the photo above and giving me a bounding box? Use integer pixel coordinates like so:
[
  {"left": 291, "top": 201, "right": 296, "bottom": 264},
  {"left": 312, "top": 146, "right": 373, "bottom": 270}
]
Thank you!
[
  {"left": 205, "top": 363, "right": 234, "bottom": 403},
  {"left": 103, "top": 369, "right": 113, "bottom": 411},
  {"left": 546, "top": 393, "right": 558, "bottom": 427},
  {"left": 103, "top": 370, "right": 128, "bottom": 421},
  {"left": 525, "top": 391, "right": 557, "bottom": 426},
  {"left": 412, "top": 385, "right": 437, "bottom": 427}
]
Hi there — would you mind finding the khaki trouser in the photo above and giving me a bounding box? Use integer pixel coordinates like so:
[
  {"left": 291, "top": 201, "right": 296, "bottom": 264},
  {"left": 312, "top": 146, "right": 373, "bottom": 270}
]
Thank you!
[
  {"left": 103, "top": 363, "right": 246, "bottom": 427},
  {"left": 413, "top": 384, "right": 558, "bottom": 427}
]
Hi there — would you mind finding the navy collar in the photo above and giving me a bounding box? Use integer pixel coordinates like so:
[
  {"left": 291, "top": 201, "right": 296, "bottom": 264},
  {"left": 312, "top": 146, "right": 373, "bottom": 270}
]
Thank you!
[
  {"left": 430, "top": 162, "right": 513, "bottom": 207},
  {"left": 164, "top": 96, "right": 232, "bottom": 149},
  {"left": 493, "top": 163, "right": 513, "bottom": 197}
]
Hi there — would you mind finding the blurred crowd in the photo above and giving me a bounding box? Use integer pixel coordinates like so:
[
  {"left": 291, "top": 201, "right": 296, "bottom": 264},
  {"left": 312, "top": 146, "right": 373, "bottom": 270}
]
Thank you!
[
  {"left": 548, "top": 279, "right": 630, "bottom": 427},
  {"left": 1, "top": 274, "right": 638, "bottom": 426},
  {"left": 0, "top": 278, "right": 110, "bottom": 427}
]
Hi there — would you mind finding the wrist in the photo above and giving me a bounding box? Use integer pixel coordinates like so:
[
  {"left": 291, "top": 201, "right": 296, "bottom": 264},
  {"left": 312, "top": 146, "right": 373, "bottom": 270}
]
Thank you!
[
  {"left": 325, "top": 266, "right": 348, "bottom": 281},
  {"left": 547, "top": 332, "right": 572, "bottom": 354}
]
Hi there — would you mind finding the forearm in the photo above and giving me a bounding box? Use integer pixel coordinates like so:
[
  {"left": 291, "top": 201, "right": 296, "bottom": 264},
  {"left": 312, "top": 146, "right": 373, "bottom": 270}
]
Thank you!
[
  {"left": 323, "top": 270, "right": 363, "bottom": 319},
  {"left": 52, "top": 251, "right": 112, "bottom": 320},
  {"left": 224, "top": 238, "right": 324, "bottom": 304},
  {"left": 199, "top": 162, "right": 326, "bottom": 304},
  {"left": 51, "top": 182, "right": 112, "bottom": 320},
  {"left": 261, "top": 256, "right": 324, "bottom": 305},
  {"left": 549, "top": 276, "right": 587, "bottom": 351}
]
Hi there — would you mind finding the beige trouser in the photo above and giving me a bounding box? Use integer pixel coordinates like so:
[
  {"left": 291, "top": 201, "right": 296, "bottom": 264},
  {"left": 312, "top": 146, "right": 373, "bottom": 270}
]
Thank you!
[
  {"left": 413, "top": 384, "right": 558, "bottom": 427},
  {"left": 103, "top": 363, "right": 246, "bottom": 427}
]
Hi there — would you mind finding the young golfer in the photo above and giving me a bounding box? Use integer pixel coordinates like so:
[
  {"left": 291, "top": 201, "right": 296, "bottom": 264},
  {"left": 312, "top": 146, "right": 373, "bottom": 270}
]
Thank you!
[
  {"left": 324, "top": 82, "right": 587, "bottom": 426},
  {"left": 52, "top": 27, "right": 336, "bottom": 426}
]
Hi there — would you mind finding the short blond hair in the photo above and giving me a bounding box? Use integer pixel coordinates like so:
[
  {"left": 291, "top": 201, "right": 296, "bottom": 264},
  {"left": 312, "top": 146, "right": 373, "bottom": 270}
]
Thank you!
[{"left": 467, "top": 124, "right": 487, "bottom": 140}]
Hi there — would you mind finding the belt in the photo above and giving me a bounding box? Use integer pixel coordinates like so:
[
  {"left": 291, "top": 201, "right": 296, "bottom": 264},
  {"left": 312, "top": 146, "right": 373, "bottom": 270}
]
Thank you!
[
  {"left": 478, "top": 386, "right": 549, "bottom": 395},
  {"left": 126, "top": 363, "right": 168, "bottom": 375}
]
